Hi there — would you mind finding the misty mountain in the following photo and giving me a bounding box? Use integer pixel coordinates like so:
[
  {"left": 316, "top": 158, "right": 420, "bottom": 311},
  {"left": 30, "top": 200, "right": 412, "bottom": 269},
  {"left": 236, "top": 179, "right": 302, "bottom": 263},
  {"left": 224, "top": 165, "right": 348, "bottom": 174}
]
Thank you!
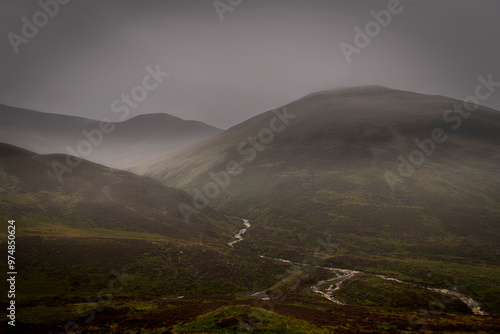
[
  {"left": 137, "top": 85, "right": 500, "bottom": 193},
  {"left": 134, "top": 85, "right": 500, "bottom": 259},
  {"left": 0, "top": 104, "right": 222, "bottom": 169},
  {"left": 134, "top": 86, "right": 500, "bottom": 312}
]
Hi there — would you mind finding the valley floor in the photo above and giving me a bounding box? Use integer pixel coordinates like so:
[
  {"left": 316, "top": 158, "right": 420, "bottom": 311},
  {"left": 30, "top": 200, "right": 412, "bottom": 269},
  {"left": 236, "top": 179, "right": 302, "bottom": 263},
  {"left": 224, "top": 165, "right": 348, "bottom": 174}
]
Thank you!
[
  {"left": 3, "top": 218, "right": 498, "bottom": 333},
  {"left": 4, "top": 294, "right": 499, "bottom": 333}
]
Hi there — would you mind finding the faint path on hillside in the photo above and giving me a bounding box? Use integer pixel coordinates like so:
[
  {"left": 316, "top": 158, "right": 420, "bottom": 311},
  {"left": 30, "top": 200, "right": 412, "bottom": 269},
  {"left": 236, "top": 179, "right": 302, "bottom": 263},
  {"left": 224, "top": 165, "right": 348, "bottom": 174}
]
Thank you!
[
  {"left": 102, "top": 177, "right": 122, "bottom": 201},
  {"left": 31, "top": 155, "right": 50, "bottom": 166},
  {"left": 101, "top": 176, "right": 154, "bottom": 220}
]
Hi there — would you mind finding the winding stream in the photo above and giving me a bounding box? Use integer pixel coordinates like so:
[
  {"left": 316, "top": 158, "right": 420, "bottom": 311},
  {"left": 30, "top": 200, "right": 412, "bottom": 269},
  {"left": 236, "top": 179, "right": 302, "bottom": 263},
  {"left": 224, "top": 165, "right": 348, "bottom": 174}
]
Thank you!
[
  {"left": 226, "top": 218, "right": 488, "bottom": 315},
  {"left": 227, "top": 219, "right": 251, "bottom": 247},
  {"left": 258, "top": 255, "right": 362, "bottom": 305},
  {"left": 376, "top": 275, "right": 488, "bottom": 315},
  {"left": 311, "top": 268, "right": 362, "bottom": 305}
]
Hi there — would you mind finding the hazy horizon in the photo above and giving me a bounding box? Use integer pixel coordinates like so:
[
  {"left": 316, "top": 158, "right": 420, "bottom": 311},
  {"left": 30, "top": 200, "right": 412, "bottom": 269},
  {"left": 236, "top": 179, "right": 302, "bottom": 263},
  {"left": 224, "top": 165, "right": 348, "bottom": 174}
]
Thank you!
[{"left": 1, "top": 0, "right": 500, "bottom": 129}]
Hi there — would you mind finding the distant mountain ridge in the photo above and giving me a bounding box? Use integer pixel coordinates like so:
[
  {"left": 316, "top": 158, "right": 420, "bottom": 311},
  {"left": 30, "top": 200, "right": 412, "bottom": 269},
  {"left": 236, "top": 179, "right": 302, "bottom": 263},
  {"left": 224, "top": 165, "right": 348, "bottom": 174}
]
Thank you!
[{"left": 0, "top": 104, "right": 222, "bottom": 168}]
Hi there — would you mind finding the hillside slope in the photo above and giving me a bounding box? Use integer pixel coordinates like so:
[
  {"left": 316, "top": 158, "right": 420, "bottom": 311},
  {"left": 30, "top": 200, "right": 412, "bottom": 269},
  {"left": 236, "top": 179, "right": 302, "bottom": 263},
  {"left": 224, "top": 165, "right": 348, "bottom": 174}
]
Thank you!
[
  {"left": 0, "top": 142, "right": 234, "bottom": 243},
  {"left": 135, "top": 86, "right": 500, "bottom": 313},
  {"left": 0, "top": 143, "right": 293, "bottom": 330}
]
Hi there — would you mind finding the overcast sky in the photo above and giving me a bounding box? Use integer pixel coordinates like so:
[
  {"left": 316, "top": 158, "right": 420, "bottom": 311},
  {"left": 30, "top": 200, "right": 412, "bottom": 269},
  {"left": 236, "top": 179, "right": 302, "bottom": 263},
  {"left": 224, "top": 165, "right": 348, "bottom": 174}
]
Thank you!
[{"left": 1, "top": 0, "right": 499, "bottom": 129}]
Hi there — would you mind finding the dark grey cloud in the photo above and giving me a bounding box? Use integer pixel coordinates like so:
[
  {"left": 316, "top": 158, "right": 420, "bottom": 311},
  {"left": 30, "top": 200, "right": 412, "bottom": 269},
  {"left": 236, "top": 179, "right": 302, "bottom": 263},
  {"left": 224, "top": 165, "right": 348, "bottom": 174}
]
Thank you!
[{"left": 1, "top": 0, "right": 499, "bottom": 129}]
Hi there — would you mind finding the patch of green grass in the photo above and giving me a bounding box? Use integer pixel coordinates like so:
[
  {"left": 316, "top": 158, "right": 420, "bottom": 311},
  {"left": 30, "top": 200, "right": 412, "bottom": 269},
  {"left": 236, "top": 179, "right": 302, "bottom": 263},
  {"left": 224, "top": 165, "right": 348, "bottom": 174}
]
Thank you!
[
  {"left": 0, "top": 166, "right": 17, "bottom": 190},
  {"left": 18, "top": 215, "right": 174, "bottom": 241},
  {"left": 38, "top": 190, "right": 83, "bottom": 213},
  {"left": 172, "top": 305, "right": 332, "bottom": 333},
  {"left": 0, "top": 190, "right": 39, "bottom": 206}
]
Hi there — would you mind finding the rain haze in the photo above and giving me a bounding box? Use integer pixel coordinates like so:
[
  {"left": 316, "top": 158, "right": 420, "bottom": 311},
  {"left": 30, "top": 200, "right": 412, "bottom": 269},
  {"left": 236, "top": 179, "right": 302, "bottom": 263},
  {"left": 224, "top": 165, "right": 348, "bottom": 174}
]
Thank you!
[
  {"left": 1, "top": 0, "right": 499, "bottom": 129},
  {"left": 2, "top": 2, "right": 500, "bottom": 332}
]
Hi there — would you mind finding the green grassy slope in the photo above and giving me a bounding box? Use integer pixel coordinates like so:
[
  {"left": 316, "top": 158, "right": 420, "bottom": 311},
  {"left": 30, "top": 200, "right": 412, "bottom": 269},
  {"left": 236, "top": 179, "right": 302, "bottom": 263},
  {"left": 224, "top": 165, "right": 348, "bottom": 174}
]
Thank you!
[{"left": 0, "top": 142, "right": 237, "bottom": 243}]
